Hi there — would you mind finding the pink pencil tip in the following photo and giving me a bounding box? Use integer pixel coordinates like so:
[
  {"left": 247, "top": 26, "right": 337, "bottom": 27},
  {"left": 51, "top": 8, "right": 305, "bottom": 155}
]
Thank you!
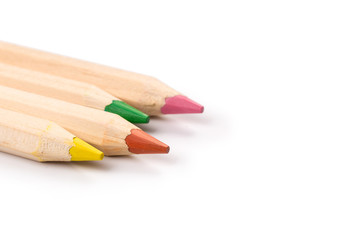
[{"left": 161, "top": 95, "right": 204, "bottom": 114}]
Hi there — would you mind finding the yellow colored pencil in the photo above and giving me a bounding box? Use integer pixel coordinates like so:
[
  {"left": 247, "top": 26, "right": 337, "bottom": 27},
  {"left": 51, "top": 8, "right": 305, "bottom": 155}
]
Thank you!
[{"left": 0, "top": 107, "right": 104, "bottom": 162}]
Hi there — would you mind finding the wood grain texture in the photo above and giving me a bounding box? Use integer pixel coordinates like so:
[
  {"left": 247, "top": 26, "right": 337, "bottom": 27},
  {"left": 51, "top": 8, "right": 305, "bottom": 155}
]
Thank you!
[
  {"left": 0, "top": 108, "right": 78, "bottom": 162},
  {"left": 0, "top": 62, "right": 114, "bottom": 111},
  {"left": 0, "top": 63, "right": 150, "bottom": 123},
  {"left": 0, "top": 41, "right": 180, "bottom": 115},
  {"left": 0, "top": 85, "right": 139, "bottom": 155}
]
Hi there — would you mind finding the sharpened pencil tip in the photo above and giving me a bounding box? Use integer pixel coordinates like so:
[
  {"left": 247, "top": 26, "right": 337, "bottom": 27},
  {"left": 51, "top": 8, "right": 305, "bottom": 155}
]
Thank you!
[
  {"left": 125, "top": 129, "right": 170, "bottom": 154},
  {"left": 70, "top": 137, "right": 104, "bottom": 161},
  {"left": 105, "top": 100, "right": 150, "bottom": 123},
  {"left": 161, "top": 95, "right": 204, "bottom": 114}
]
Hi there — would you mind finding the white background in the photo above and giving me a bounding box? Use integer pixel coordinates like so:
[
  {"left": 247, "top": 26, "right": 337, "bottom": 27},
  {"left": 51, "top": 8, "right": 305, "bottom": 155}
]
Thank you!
[{"left": 0, "top": 0, "right": 359, "bottom": 239}]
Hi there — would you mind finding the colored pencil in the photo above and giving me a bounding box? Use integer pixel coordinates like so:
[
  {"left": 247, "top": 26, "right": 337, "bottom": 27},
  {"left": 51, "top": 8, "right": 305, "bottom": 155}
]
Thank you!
[
  {"left": 0, "top": 85, "right": 169, "bottom": 155},
  {"left": 0, "top": 41, "right": 204, "bottom": 115},
  {"left": 0, "top": 63, "right": 149, "bottom": 123},
  {"left": 0, "top": 108, "right": 104, "bottom": 162}
]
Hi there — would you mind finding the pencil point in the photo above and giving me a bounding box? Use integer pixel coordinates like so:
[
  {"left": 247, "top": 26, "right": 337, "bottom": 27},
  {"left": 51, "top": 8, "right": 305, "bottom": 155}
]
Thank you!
[
  {"left": 125, "top": 129, "right": 170, "bottom": 154},
  {"left": 70, "top": 137, "right": 104, "bottom": 161},
  {"left": 105, "top": 100, "right": 149, "bottom": 123},
  {"left": 161, "top": 95, "right": 204, "bottom": 114}
]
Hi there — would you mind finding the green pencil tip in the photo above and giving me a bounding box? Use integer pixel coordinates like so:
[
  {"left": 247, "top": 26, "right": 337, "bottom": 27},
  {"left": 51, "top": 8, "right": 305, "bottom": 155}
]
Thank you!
[{"left": 104, "top": 100, "right": 150, "bottom": 123}]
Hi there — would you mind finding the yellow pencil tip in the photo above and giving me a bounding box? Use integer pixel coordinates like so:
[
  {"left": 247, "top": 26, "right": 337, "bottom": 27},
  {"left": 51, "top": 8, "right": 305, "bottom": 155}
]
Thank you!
[{"left": 70, "top": 137, "right": 104, "bottom": 161}]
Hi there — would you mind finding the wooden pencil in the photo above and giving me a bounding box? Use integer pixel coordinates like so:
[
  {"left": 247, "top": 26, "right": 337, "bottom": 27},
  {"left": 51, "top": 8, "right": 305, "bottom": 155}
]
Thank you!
[
  {"left": 0, "top": 63, "right": 149, "bottom": 123},
  {"left": 0, "top": 107, "right": 104, "bottom": 162},
  {"left": 0, "top": 41, "right": 204, "bottom": 115},
  {"left": 0, "top": 85, "right": 169, "bottom": 155}
]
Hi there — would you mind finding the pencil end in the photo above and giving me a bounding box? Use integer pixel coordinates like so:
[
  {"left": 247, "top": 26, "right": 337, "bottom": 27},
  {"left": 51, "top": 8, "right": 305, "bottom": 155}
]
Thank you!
[
  {"left": 161, "top": 95, "right": 204, "bottom": 114},
  {"left": 105, "top": 100, "right": 150, "bottom": 123},
  {"left": 70, "top": 137, "right": 104, "bottom": 161},
  {"left": 125, "top": 129, "right": 170, "bottom": 154}
]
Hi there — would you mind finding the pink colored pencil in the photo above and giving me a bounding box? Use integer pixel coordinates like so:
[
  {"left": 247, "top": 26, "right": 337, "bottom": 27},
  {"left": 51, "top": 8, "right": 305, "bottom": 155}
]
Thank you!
[{"left": 0, "top": 41, "right": 204, "bottom": 116}]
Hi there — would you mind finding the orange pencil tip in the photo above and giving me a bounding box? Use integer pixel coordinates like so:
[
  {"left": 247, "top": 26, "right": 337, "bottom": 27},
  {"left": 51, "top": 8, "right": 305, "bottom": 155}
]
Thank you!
[{"left": 125, "top": 129, "right": 170, "bottom": 154}]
